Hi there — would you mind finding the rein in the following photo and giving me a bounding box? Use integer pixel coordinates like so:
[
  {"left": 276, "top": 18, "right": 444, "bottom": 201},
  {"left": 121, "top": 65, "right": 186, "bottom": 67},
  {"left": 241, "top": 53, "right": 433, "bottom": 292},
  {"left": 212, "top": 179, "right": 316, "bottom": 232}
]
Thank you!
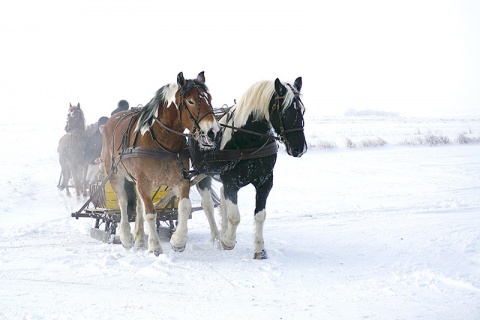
[
  {"left": 120, "top": 146, "right": 189, "bottom": 161},
  {"left": 219, "top": 123, "right": 281, "bottom": 142},
  {"left": 270, "top": 89, "right": 305, "bottom": 144}
]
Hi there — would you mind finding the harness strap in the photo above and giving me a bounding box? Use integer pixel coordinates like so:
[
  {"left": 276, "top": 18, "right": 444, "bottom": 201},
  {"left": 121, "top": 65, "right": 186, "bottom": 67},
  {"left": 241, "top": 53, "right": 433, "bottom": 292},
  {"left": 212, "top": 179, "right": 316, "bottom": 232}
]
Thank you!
[
  {"left": 207, "top": 141, "right": 278, "bottom": 162},
  {"left": 220, "top": 123, "right": 281, "bottom": 141},
  {"left": 120, "top": 146, "right": 189, "bottom": 161}
]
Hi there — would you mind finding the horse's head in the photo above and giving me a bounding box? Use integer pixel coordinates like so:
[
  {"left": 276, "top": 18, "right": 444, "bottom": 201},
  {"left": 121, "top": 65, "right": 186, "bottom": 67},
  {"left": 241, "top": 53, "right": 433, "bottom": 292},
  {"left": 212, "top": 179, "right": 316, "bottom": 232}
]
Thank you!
[
  {"left": 175, "top": 71, "right": 221, "bottom": 150},
  {"left": 65, "top": 103, "right": 86, "bottom": 133},
  {"left": 269, "top": 77, "right": 307, "bottom": 157}
]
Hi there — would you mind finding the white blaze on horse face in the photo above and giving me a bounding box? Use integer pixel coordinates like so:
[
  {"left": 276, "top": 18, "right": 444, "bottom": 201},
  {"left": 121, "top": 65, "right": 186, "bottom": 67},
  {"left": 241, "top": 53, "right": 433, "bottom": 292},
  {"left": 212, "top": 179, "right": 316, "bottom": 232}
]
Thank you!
[
  {"left": 199, "top": 92, "right": 210, "bottom": 106},
  {"left": 200, "top": 117, "right": 220, "bottom": 136},
  {"left": 198, "top": 91, "right": 220, "bottom": 137}
]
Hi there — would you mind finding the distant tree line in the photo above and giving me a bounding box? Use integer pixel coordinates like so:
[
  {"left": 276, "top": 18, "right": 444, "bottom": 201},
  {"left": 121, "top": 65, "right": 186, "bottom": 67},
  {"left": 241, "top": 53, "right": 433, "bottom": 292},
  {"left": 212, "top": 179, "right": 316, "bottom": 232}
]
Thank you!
[{"left": 345, "top": 108, "right": 399, "bottom": 117}]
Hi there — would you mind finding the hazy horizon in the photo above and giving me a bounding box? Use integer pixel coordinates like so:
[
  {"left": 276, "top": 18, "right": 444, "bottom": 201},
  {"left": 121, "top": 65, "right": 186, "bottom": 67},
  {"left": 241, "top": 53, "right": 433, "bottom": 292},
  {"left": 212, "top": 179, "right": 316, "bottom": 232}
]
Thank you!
[{"left": 1, "top": 0, "right": 479, "bottom": 123}]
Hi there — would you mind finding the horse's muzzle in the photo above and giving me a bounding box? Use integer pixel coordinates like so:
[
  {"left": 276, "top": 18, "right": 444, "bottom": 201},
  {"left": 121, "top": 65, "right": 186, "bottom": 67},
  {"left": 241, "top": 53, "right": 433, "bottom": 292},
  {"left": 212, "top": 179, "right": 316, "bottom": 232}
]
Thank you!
[
  {"left": 199, "top": 128, "right": 221, "bottom": 150},
  {"left": 287, "top": 142, "right": 307, "bottom": 158}
]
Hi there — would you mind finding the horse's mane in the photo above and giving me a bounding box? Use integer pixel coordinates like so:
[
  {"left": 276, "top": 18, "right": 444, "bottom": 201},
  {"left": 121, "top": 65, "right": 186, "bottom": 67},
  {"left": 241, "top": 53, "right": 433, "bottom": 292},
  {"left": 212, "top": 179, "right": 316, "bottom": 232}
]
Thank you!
[
  {"left": 220, "top": 80, "right": 297, "bottom": 147},
  {"left": 134, "top": 83, "right": 178, "bottom": 135},
  {"left": 77, "top": 109, "right": 86, "bottom": 131}
]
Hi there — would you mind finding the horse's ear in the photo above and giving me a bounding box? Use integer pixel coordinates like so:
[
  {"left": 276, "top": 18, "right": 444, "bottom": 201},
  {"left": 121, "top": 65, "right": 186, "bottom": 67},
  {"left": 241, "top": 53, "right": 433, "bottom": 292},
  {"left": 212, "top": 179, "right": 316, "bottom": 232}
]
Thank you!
[
  {"left": 274, "top": 78, "right": 287, "bottom": 96},
  {"left": 197, "top": 71, "right": 205, "bottom": 84},
  {"left": 294, "top": 77, "right": 302, "bottom": 92},
  {"left": 77, "top": 103, "right": 81, "bottom": 108},
  {"left": 177, "top": 72, "right": 186, "bottom": 86},
  {"left": 69, "top": 103, "right": 73, "bottom": 108}
]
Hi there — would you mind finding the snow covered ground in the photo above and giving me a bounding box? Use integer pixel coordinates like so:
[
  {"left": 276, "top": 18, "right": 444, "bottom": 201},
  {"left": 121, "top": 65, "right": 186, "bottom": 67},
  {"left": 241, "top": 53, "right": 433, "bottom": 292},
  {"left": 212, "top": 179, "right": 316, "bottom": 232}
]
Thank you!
[{"left": 1, "top": 115, "right": 480, "bottom": 319}]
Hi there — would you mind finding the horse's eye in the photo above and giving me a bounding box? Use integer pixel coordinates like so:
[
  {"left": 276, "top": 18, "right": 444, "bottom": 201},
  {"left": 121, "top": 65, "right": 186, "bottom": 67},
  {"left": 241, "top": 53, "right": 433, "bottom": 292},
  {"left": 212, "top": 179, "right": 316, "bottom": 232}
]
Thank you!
[{"left": 188, "top": 100, "right": 195, "bottom": 105}]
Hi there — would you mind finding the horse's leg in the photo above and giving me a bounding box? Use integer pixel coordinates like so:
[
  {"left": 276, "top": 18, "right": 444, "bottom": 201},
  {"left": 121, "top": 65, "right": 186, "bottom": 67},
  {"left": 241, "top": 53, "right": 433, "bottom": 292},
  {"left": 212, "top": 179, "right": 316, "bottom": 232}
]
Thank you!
[
  {"left": 170, "top": 181, "right": 191, "bottom": 252},
  {"left": 60, "top": 165, "right": 71, "bottom": 196},
  {"left": 220, "top": 184, "right": 241, "bottom": 250},
  {"left": 133, "top": 187, "right": 146, "bottom": 248},
  {"left": 219, "top": 186, "right": 227, "bottom": 235},
  {"left": 110, "top": 174, "right": 133, "bottom": 249},
  {"left": 136, "top": 184, "right": 162, "bottom": 255},
  {"left": 58, "top": 156, "right": 67, "bottom": 190},
  {"left": 197, "top": 177, "right": 219, "bottom": 243},
  {"left": 82, "top": 164, "right": 88, "bottom": 197},
  {"left": 59, "top": 154, "right": 72, "bottom": 196},
  {"left": 64, "top": 166, "right": 72, "bottom": 197},
  {"left": 252, "top": 175, "right": 273, "bottom": 260},
  {"left": 71, "top": 164, "right": 82, "bottom": 197},
  {"left": 125, "top": 180, "right": 137, "bottom": 221}
]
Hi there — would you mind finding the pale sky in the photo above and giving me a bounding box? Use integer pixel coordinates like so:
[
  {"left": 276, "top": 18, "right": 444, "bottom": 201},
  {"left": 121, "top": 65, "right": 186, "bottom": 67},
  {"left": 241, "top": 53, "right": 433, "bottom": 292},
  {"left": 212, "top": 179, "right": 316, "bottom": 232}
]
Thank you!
[{"left": 1, "top": 0, "right": 479, "bottom": 123}]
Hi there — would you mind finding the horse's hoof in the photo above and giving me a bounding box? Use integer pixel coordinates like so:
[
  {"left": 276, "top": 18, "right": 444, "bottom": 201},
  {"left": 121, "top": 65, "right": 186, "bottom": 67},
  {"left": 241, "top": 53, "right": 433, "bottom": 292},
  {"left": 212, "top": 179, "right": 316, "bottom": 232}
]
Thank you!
[
  {"left": 148, "top": 243, "right": 163, "bottom": 255},
  {"left": 134, "top": 242, "right": 146, "bottom": 250},
  {"left": 253, "top": 249, "right": 268, "bottom": 260},
  {"left": 122, "top": 243, "right": 133, "bottom": 250},
  {"left": 221, "top": 241, "right": 235, "bottom": 250},
  {"left": 121, "top": 236, "right": 134, "bottom": 250},
  {"left": 170, "top": 243, "right": 186, "bottom": 252}
]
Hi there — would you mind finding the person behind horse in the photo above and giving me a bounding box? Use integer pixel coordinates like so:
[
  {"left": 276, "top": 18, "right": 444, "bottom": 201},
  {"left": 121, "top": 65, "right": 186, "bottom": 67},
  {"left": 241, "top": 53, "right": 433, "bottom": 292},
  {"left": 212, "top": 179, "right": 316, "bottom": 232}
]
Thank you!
[
  {"left": 111, "top": 99, "right": 130, "bottom": 116},
  {"left": 84, "top": 116, "right": 109, "bottom": 184},
  {"left": 111, "top": 100, "right": 136, "bottom": 220}
]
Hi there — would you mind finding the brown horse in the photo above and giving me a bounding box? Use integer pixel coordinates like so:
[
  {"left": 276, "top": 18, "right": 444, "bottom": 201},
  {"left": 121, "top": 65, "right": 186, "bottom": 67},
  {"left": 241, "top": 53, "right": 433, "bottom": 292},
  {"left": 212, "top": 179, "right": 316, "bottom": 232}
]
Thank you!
[
  {"left": 102, "top": 72, "right": 220, "bottom": 255},
  {"left": 57, "top": 103, "right": 89, "bottom": 197}
]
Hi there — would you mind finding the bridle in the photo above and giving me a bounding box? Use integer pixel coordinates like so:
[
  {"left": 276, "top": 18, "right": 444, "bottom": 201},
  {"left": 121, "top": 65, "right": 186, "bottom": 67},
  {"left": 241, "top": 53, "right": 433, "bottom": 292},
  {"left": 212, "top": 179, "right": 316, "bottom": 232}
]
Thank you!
[
  {"left": 177, "top": 84, "right": 215, "bottom": 141},
  {"left": 270, "top": 85, "right": 305, "bottom": 145},
  {"left": 146, "top": 83, "right": 215, "bottom": 149},
  {"left": 65, "top": 108, "right": 84, "bottom": 133}
]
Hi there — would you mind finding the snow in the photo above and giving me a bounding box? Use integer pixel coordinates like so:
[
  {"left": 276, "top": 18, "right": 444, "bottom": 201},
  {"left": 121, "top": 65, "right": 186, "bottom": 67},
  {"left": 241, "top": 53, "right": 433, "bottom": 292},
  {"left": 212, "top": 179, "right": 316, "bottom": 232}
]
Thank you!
[{"left": 1, "top": 116, "right": 480, "bottom": 319}]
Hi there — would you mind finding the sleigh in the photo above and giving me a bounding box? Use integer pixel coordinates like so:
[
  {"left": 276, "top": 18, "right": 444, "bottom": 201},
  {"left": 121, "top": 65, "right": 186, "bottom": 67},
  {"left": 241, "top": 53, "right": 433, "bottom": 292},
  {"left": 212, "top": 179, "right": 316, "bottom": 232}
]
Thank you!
[{"left": 71, "top": 173, "right": 219, "bottom": 244}]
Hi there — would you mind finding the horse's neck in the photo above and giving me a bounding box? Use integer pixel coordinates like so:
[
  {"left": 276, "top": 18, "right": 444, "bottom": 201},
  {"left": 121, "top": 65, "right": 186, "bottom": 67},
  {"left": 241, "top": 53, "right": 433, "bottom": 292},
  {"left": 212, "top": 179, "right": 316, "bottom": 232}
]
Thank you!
[
  {"left": 223, "top": 115, "right": 271, "bottom": 150},
  {"left": 69, "top": 127, "right": 87, "bottom": 145},
  {"left": 150, "top": 104, "right": 185, "bottom": 150}
]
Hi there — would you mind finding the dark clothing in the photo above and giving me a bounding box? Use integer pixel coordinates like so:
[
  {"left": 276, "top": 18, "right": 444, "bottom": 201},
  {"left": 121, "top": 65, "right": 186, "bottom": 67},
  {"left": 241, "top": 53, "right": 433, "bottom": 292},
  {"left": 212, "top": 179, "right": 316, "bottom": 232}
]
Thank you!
[
  {"left": 84, "top": 129, "right": 103, "bottom": 164},
  {"left": 111, "top": 100, "right": 129, "bottom": 115},
  {"left": 84, "top": 116, "right": 108, "bottom": 164}
]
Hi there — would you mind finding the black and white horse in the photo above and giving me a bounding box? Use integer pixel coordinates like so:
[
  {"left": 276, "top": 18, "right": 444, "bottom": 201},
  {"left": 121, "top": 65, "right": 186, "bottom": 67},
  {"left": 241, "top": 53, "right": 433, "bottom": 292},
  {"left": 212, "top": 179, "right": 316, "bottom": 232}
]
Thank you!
[{"left": 193, "top": 77, "right": 306, "bottom": 259}]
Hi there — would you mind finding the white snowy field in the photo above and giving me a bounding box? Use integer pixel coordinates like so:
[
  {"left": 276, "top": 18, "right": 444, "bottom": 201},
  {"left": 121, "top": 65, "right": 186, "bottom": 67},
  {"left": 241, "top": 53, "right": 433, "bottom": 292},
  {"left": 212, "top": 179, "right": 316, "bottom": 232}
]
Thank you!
[{"left": 1, "top": 116, "right": 480, "bottom": 320}]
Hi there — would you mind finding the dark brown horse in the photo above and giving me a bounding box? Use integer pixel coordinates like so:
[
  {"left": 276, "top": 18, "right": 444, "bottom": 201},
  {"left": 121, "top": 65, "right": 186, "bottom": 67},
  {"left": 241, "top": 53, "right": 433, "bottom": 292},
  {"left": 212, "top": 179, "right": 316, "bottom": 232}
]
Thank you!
[
  {"left": 102, "top": 72, "right": 220, "bottom": 255},
  {"left": 57, "top": 103, "right": 89, "bottom": 197}
]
